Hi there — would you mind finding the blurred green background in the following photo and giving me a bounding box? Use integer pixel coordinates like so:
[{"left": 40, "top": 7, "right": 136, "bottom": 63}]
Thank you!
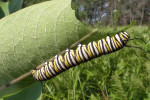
[{"left": 0, "top": 0, "right": 150, "bottom": 100}]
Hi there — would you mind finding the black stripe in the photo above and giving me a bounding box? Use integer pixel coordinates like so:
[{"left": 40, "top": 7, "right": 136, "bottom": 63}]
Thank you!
[
  {"left": 43, "top": 66, "right": 49, "bottom": 80},
  {"left": 120, "top": 34, "right": 126, "bottom": 46},
  {"left": 91, "top": 42, "right": 97, "bottom": 57},
  {"left": 124, "top": 32, "right": 130, "bottom": 38},
  {"left": 73, "top": 50, "right": 80, "bottom": 65},
  {"left": 93, "top": 42, "right": 100, "bottom": 57},
  {"left": 55, "top": 55, "right": 64, "bottom": 71},
  {"left": 121, "top": 33, "right": 128, "bottom": 39},
  {"left": 114, "top": 36, "right": 121, "bottom": 50},
  {"left": 109, "top": 37, "right": 115, "bottom": 52},
  {"left": 68, "top": 49, "right": 76, "bottom": 66},
  {"left": 105, "top": 38, "right": 111, "bottom": 53},
  {"left": 110, "top": 37, "right": 116, "bottom": 51},
  {"left": 112, "top": 37, "right": 118, "bottom": 50},
  {"left": 85, "top": 45, "right": 91, "bottom": 60},
  {"left": 82, "top": 45, "right": 90, "bottom": 60},
  {"left": 101, "top": 40, "right": 106, "bottom": 54},
  {"left": 69, "top": 50, "right": 78, "bottom": 66},
  {"left": 66, "top": 51, "right": 73, "bottom": 67},
  {"left": 78, "top": 45, "right": 84, "bottom": 61},
  {"left": 40, "top": 69, "right": 45, "bottom": 81},
  {"left": 97, "top": 41, "right": 102, "bottom": 57},
  {"left": 46, "top": 62, "right": 55, "bottom": 77},
  {"left": 80, "top": 45, "right": 87, "bottom": 61},
  {"left": 62, "top": 55, "right": 69, "bottom": 69},
  {"left": 57, "top": 56, "right": 66, "bottom": 71},
  {"left": 76, "top": 47, "right": 83, "bottom": 63},
  {"left": 117, "top": 33, "right": 124, "bottom": 47},
  {"left": 61, "top": 56, "right": 68, "bottom": 69},
  {"left": 51, "top": 62, "right": 59, "bottom": 75}
]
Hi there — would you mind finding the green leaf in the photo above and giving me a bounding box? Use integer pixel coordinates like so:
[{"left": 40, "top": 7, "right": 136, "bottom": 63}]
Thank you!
[
  {"left": 0, "top": 0, "right": 89, "bottom": 98},
  {"left": 8, "top": 0, "right": 23, "bottom": 14},
  {"left": 0, "top": 7, "right": 5, "bottom": 19},
  {"left": 0, "top": 1, "right": 9, "bottom": 18},
  {"left": 0, "top": 0, "right": 23, "bottom": 19},
  {"left": 4, "top": 82, "right": 42, "bottom": 100}
]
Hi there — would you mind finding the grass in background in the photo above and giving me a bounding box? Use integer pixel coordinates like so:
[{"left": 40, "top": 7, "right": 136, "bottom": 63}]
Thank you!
[{"left": 42, "top": 26, "right": 150, "bottom": 100}]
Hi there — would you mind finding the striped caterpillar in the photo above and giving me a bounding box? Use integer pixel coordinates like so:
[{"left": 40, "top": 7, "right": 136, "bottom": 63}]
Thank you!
[{"left": 32, "top": 31, "right": 146, "bottom": 81}]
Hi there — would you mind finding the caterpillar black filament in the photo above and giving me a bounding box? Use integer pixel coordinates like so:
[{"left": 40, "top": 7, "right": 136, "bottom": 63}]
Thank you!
[{"left": 32, "top": 31, "right": 130, "bottom": 81}]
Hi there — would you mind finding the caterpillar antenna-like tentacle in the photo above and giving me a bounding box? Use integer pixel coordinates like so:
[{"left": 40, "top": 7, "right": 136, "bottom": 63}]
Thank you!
[
  {"left": 125, "top": 45, "right": 149, "bottom": 53},
  {"left": 127, "top": 38, "right": 146, "bottom": 44}
]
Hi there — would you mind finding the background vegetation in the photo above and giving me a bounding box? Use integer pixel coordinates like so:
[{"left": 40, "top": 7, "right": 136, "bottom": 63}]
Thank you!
[{"left": 0, "top": 0, "right": 149, "bottom": 100}]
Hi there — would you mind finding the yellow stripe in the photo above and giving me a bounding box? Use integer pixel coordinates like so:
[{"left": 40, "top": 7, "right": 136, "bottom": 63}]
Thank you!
[
  {"left": 41, "top": 67, "right": 46, "bottom": 78},
  {"left": 54, "top": 60, "right": 60, "bottom": 72},
  {"left": 124, "top": 32, "right": 130, "bottom": 37},
  {"left": 37, "top": 70, "right": 42, "bottom": 81},
  {"left": 70, "top": 50, "right": 75, "bottom": 57},
  {"left": 76, "top": 48, "right": 82, "bottom": 63},
  {"left": 93, "top": 41, "right": 101, "bottom": 53},
  {"left": 97, "top": 41, "right": 102, "bottom": 54},
  {"left": 87, "top": 44, "right": 93, "bottom": 58},
  {"left": 59, "top": 56, "right": 64, "bottom": 62},
  {"left": 45, "top": 65, "right": 51, "bottom": 78},
  {"left": 82, "top": 45, "right": 88, "bottom": 54},
  {"left": 64, "top": 53, "right": 70, "bottom": 68},
  {"left": 112, "top": 37, "right": 119, "bottom": 49},
  {"left": 120, "top": 34, "right": 127, "bottom": 41},
  {"left": 116, "top": 41, "right": 121, "bottom": 48},
  {"left": 122, "top": 33, "right": 128, "bottom": 39},
  {"left": 49, "top": 62, "right": 53, "bottom": 68},
  {"left": 50, "top": 62, "right": 58, "bottom": 73},
  {"left": 103, "top": 39, "right": 111, "bottom": 52}
]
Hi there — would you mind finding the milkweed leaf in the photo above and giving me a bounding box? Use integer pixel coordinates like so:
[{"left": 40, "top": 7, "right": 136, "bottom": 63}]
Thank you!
[
  {"left": 4, "top": 83, "right": 42, "bottom": 100},
  {"left": 0, "top": 0, "right": 89, "bottom": 97},
  {"left": 0, "top": 0, "right": 23, "bottom": 19}
]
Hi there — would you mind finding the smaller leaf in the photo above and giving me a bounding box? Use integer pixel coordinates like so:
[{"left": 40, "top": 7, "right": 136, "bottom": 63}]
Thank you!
[
  {"left": 0, "top": 7, "right": 5, "bottom": 18},
  {"left": 0, "top": 1, "right": 9, "bottom": 17},
  {"left": 4, "top": 82, "right": 42, "bottom": 100},
  {"left": 0, "top": 0, "right": 23, "bottom": 19},
  {"left": 8, "top": 0, "right": 23, "bottom": 13}
]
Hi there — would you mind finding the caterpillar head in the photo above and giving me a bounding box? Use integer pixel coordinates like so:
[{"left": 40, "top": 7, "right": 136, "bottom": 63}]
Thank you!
[{"left": 120, "top": 31, "right": 130, "bottom": 44}]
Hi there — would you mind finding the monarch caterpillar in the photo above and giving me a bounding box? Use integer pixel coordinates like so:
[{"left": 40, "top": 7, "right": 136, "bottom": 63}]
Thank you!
[{"left": 32, "top": 31, "right": 146, "bottom": 81}]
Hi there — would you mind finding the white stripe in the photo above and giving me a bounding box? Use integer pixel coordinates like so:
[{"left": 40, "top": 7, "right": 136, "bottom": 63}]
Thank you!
[
  {"left": 124, "top": 32, "right": 129, "bottom": 36},
  {"left": 69, "top": 51, "right": 77, "bottom": 65},
  {"left": 46, "top": 63, "right": 53, "bottom": 76},
  {"left": 58, "top": 56, "right": 66, "bottom": 70},
  {"left": 66, "top": 51, "right": 73, "bottom": 66},
  {"left": 99, "top": 40, "right": 104, "bottom": 54},
  {"left": 49, "top": 63, "right": 57, "bottom": 75},
  {"left": 55, "top": 55, "right": 62, "bottom": 71},
  {"left": 102, "top": 39, "right": 108, "bottom": 53},
  {"left": 111, "top": 38, "right": 116, "bottom": 50},
  {"left": 106, "top": 36, "right": 112, "bottom": 51},
  {"left": 41, "top": 67, "right": 47, "bottom": 79},
  {"left": 39, "top": 70, "right": 44, "bottom": 80},
  {"left": 115, "top": 34, "right": 123, "bottom": 46},
  {"left": 92, "top": 42, "right": 99, "bottom": 56},
  {"left": 81, "top": 46, "right": 89, "bottom": 60},
  {"left": 89, "top": 42, "right": 96, "bottom": 56},
  {"left": 78, "top": 45, "right": 85, "bottom": 61},
  {"left": 121, "top": 32, "right": 127, "bottom": 39}
]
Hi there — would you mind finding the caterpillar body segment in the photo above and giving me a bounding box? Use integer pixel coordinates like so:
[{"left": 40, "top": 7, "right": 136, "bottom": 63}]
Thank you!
[{"left": 32, "top": 31, "right": 130, "bottom": 81}]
